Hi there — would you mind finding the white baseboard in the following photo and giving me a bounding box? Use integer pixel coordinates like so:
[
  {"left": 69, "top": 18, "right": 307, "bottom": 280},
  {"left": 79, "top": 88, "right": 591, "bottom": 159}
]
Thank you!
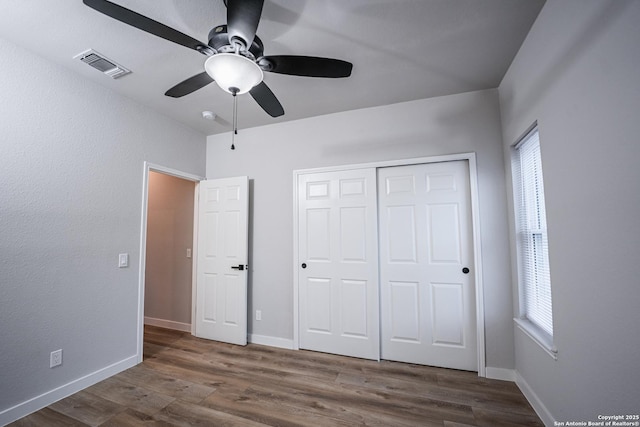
[
  {"left": 485, "top": 367, "right": 516, "bottom": 382},
  {"left": 144, "top": 316, "right": 191, "bottom": 333},
  {"left": 515, "top": 371, "right": 556, "bottom": 427},
  {"left": 248, "top": 333, "right": 294, "bottom": 350},
  {"left": 0, "top": 355, "right": 137, "bottom": 426}
]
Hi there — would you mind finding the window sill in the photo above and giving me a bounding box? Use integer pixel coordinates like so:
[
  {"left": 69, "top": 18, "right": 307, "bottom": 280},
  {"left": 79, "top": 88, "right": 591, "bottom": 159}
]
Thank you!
[{"left": 514, "top": 318, "right": 558, "bottom": 360}]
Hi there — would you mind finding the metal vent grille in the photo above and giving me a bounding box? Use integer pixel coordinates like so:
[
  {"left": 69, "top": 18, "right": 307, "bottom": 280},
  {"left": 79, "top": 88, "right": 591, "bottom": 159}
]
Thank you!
[{"left": 74, "top": 49, "right": 131, "bottom": 79}]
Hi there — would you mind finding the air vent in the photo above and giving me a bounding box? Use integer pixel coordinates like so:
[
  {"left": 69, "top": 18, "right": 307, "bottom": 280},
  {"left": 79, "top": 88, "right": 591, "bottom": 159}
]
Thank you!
[{"left": 74, "top": 49, "right": 131, "bottom": 79}]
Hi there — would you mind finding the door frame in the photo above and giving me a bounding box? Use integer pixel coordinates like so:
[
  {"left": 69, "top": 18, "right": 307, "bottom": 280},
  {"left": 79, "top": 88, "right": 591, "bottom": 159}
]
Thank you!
[
  {"left": 293, "top": 153, "right": 487, "bottom": 377},
  {"left": 136, "top": 162, "right": 205, "bottom": 363}
]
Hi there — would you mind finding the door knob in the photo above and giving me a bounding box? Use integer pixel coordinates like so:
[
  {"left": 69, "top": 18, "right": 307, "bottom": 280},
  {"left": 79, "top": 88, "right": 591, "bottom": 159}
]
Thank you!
[
  {"left": 301, "top": 263, "right": 307, "bottom": 269},
  {"left": 231, "top": 265, "right": 245, "bottom": 271},
  {"left": 462, "top": 267, "right": 470, "bottom": 274}
]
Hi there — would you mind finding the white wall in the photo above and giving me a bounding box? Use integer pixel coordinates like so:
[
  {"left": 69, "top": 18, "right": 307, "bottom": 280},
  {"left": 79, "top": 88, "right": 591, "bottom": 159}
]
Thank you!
[
  {"left": 499, "top": 0, "right": 640, "bottom": 422},
  {"left": 145, "top": 172, "right": 195, "bottom": 328},
  {"left": 0, "top": 38, "right": 205, "bottom": 422},
  {"left": 207, "top": 89, "right": 515, "bottom": 371}
]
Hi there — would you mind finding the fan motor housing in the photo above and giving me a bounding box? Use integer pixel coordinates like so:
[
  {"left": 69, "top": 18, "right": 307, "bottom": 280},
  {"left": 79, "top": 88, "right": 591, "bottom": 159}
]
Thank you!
[{"left": 208, "top": 25, "right": 264, "bottom": 59}]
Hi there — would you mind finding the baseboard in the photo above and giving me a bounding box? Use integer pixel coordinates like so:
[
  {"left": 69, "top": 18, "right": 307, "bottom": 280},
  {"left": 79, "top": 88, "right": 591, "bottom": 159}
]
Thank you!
[
  {"left": 144, "top": 316, "right": 191, "bottom": 332},
  {"left": 515, "top": 371, "right": 556, "bottom": 427},
  {"left": 485, "top": 367, "right": 516, "bottom": 382},
  {"left": 0, "top": 355, "right": 137, "bottom": 426},
  {"left": 248, "top": 333, "right": 294, "bottom": 350}
]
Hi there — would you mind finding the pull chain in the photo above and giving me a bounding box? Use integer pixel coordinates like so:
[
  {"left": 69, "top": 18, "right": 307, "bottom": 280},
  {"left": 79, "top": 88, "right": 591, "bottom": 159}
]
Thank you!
[{"left": 230, "top": 87, "right": 239, "bottom": 150}]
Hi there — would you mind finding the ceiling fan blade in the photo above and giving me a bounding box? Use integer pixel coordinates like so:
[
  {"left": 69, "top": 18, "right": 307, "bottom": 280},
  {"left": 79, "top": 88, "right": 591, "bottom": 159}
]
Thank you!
[
  {"left": 227, "top": 0, "right": 264, "bottom": 48},
  {"left": 83, "top": 0, "right": 212, "bottom": 54},
  {"left": 165, "top": 72, "right": 214, "bottom": 98},
  {"left": 249, "top": 81, "right": 284, "bottom": 117},
  {"left": 262, "top": 56, "right": 353, "bottom": 78}
]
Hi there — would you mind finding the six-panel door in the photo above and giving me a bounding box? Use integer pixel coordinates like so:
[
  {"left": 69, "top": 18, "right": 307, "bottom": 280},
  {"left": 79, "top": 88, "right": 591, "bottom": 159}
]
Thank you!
[
  {"left": 195, "top": 176, "right": 249, "bottom": 346},
  {"left": 378, "top": 161, "right": 477, "bottom": 370},
  {"left": 298, "top": 168, "right": 380, "bottom": 360}
]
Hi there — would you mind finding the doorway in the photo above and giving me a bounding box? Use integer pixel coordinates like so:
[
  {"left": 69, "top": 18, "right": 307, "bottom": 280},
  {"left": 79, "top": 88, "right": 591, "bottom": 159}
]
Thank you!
[
  {"left": 144, "top": 171, "right": 196, "bottom": 333},
  {"left": 136, "top": 163, "right": 205, "bottom": 363}
]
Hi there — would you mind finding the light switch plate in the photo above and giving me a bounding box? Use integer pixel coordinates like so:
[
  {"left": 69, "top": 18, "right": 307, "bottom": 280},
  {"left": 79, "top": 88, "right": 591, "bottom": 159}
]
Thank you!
[{"left": 118, "top": 253, "right": 129, "bottom": 268}]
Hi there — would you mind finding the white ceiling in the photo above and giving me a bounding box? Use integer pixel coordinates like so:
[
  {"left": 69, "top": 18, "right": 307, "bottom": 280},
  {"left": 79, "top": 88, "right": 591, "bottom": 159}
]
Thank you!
[{"left": 0, "top": 0, "right": 544, "bottom": 135}]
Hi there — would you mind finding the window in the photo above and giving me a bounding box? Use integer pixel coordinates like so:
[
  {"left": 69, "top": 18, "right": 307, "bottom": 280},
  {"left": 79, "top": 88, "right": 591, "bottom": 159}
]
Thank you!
[{"left": 512, "top": 126, "right": 555, "bottom": 355}]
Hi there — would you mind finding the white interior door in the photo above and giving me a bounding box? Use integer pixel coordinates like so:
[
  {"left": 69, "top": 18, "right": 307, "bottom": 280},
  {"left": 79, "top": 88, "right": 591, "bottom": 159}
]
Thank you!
[
  {"left": 378, "top": 161, "right": 477, "bottom": 370},
  {"left": 298, "top": 169, "right": 379, "bottom": 360},
  {"left": 195, "top": 176, "right": 249, "bottom": 345}
]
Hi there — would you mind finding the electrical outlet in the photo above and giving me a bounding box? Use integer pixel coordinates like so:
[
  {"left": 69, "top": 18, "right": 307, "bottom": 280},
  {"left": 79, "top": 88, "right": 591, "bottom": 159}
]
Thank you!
[
  {"left": 50, "top": 349, "right": 63, "bottom": 368},
  {"left": 256, "top": 310, "right": 262, "bottom": 321}
]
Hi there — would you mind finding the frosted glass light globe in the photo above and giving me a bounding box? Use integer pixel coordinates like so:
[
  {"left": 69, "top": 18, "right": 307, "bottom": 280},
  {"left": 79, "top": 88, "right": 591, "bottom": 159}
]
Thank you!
[{"left": 204, "top": 53, "right": 263, "bottom": 95}]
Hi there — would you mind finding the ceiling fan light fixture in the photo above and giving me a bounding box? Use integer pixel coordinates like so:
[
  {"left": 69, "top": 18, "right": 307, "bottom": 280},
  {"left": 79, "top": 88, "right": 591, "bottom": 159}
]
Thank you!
[{"left": 204, "top": 53, "right": 263, "bottom": 95}]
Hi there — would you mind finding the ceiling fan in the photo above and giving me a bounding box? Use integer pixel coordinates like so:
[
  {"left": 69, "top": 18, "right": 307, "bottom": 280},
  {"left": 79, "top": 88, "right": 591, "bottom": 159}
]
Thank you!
[{"left": 82, "top": 0, "right": 353, "bottom": 118}]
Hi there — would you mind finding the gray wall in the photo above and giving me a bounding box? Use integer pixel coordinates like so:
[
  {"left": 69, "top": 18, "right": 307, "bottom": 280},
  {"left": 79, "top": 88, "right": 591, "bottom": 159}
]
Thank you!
[
  {"left": 0, "top": 38, "right": 205, "bottom": 416},
  {"left": 145, "top": 172, "right": 195, "bottom": 327},
  {"left": 499, "top": 0, "right": 640, "bottom": 421},
  {"left": 207, "top": 89, "right": 514, "bottom": 371}
]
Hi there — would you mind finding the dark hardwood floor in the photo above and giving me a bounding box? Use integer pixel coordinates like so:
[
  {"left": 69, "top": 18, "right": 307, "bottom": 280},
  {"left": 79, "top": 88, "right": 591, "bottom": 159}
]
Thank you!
[{"left": 10, "top": 326, "right": 543, "bottom": 426}]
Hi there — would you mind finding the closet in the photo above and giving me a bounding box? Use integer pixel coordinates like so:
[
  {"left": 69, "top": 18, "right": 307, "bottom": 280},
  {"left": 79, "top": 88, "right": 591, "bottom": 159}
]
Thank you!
[{"left": 296, "top": 159, "right": 478, "bottom": 371}]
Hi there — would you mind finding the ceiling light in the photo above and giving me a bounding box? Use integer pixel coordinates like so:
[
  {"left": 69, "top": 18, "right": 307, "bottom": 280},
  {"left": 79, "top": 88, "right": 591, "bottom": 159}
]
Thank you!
[{"left": 204, "top": 53, "right": 263, "bottom": 95}]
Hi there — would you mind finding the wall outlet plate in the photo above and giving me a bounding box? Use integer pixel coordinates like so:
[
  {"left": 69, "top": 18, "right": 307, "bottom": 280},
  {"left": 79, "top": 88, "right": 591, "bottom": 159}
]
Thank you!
[{"left": 50, "top": 349, "right": 62, "bottom": 368}]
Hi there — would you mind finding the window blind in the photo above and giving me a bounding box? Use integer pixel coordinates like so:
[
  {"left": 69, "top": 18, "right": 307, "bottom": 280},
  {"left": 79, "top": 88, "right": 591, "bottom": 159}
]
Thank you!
[{"left": 513, "top": 128, "right": 553, "bottom": 336}]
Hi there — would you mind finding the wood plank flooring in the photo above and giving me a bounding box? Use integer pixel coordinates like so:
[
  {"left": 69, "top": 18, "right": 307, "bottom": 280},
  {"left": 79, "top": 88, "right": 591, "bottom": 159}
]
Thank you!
[{"left": 10, "top": 326, "right": 543, "bottom": 426}]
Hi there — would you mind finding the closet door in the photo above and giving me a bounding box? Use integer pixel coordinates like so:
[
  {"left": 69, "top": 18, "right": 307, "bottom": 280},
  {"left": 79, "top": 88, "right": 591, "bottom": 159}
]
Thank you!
[
  {"left": 378, "top": 161, "right": 477, "bottom": 371},
  {"left": 298, "top": 169, "right": 379, "bottom": 360}
]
